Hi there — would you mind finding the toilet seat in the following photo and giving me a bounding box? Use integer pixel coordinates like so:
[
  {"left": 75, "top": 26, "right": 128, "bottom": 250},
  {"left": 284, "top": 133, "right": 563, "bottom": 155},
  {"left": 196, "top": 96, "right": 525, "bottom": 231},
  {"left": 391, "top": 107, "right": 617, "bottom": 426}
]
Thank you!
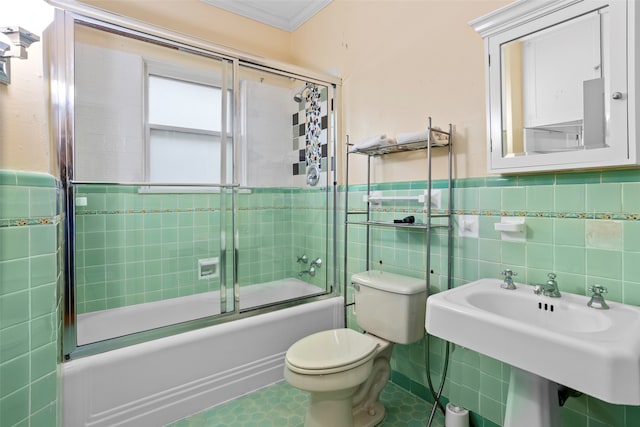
[{"left": 285, "top": 328, "right": 379, "bottom": 375}]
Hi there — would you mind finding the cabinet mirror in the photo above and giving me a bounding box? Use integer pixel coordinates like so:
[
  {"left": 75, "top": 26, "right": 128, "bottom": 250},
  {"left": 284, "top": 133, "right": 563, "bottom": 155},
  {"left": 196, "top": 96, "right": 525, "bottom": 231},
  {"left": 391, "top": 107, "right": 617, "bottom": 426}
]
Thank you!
[{"left": 472, "top": 0, "right": 636, "bottom": 173}]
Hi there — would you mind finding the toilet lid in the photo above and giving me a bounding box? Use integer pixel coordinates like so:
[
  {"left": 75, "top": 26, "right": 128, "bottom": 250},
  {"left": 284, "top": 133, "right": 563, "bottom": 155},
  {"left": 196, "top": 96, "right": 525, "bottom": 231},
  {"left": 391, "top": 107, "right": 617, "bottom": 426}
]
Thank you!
[{"left": 286, "top": 329, "right": 379, "bottom": 374}]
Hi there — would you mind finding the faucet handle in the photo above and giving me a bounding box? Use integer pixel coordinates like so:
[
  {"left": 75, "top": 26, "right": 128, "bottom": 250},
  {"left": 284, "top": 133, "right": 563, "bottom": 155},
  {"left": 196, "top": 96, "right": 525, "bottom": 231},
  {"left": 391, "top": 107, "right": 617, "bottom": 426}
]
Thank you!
[
  {"left": 501, "top": 269, "right": 517, "bottom": 279},
  {"left": 547, "top": 272, "right": 557, "bottom": 283},
  {"left": 589, "top": 284, "right": 608, "bottom": 295},
  {"left": 588, "top": 285, "right": 609, "bottom": 310},
  {"left": 500, "top": 269, "right": 517, "bottom": 289}
]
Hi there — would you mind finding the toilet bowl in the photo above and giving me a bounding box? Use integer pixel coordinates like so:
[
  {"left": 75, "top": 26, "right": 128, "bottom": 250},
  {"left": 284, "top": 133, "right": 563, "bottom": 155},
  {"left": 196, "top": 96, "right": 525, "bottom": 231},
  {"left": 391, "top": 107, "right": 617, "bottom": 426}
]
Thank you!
[
  {"left": 285, "top": 328, "right": 392, "bottom": 427},
  {"left": 284, "top": 271, "right": 427, "bottom": 427}
]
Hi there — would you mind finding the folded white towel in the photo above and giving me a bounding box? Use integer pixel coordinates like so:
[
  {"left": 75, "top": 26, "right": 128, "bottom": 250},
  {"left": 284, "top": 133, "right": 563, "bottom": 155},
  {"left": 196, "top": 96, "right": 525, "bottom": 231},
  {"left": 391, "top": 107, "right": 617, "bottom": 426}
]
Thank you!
[
  {"left": 396, "top": 130, "right": 430, "bottom": 145},
  {"left": 396, "top": 129, "right": 448, "bottom": 146},
  {"left": 351, "top": 134, "right": 396, "bottom": 151}
]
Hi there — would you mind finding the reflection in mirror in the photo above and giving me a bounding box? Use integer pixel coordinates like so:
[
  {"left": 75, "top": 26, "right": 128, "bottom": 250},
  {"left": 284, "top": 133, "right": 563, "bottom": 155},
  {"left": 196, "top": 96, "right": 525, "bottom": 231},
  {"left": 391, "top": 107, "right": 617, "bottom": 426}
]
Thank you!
[{"left": 500, "top": 8, "right": 608, "bottom": 157}]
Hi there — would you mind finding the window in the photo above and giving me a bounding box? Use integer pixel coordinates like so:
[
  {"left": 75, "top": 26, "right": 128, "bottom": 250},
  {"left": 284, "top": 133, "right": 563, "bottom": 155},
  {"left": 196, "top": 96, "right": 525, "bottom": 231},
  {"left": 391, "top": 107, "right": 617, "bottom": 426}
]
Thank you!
[{"left": 146, "top": 68, "right": 232, "bottom": 184}]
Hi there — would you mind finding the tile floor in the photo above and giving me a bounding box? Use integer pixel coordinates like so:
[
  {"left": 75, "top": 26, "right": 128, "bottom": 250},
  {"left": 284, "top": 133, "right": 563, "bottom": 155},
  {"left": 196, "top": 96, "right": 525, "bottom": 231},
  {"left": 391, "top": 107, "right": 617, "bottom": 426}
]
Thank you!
[{"left": 169, "top": 381, "right": 444, "bottom": 427}]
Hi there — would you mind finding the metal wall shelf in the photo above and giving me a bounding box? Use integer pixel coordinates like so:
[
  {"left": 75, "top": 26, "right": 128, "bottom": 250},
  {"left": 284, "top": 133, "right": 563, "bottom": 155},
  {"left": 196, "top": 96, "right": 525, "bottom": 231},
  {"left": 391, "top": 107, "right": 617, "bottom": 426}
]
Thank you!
[
  {"left": 342, "top": 116, "right": 454, "bottom": 327},
  {"left": 348, "top": 135, "right": 450, "bottom": 156},
  {"left": 346, "top": 220, "right": 449, "bottom": 230}
]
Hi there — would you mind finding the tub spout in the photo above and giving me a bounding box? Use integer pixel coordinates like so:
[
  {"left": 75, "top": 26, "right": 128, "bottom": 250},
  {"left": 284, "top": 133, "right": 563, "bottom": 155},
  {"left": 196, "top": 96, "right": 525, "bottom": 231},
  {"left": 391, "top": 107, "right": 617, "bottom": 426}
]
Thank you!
[{"left": 299, "top": 266, "right": 316, "bottom": 277}]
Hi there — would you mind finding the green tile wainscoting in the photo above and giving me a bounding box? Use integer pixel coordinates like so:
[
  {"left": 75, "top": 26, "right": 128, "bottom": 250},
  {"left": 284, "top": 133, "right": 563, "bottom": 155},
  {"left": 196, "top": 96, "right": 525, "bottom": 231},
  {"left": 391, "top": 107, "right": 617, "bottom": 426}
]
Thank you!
[
  {"left": 0, "top": 170, "right": 62, "bottom": 427},
  {"left": 5, "top": 166, "right": 640, "bottom": 427},
  {"left": 340, "top": 168, "right": 640, "bottom": 427}
]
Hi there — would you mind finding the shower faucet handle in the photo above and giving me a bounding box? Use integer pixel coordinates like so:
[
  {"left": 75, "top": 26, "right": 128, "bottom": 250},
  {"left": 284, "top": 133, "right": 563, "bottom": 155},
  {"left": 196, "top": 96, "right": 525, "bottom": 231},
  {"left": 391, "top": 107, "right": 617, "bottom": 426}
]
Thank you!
[
  {"left": 311, "top": 258, "right": 322, "bottom": 268},
  {"left": 297, "top": 254, "right": 308, "bottom": 264}
]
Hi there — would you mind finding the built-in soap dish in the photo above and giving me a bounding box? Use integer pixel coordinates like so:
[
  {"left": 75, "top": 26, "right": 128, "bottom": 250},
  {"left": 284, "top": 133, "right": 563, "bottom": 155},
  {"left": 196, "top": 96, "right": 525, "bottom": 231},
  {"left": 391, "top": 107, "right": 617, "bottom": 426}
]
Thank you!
[
  {"left": 494, "top": 217, "right": 526, "bottom": 241},
  {"left": 198, "top": 257, "right": 219, "bottom": 280}
]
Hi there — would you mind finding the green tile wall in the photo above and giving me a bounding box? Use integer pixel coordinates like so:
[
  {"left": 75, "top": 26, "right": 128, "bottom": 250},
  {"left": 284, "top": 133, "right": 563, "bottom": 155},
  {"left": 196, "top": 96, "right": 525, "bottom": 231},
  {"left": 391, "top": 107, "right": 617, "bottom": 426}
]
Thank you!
[
  {"left": 0, "top": 170, "right": 61, "bottom": 427},
  {"left": 74, "top": 185, "right": 330, "bottom": 313},
  {"left": 74, "top": 185, "right": 226, "bottom": 312},
  {"left": 10, "top": 164, "right": 640, "bottom": 426},
  {"left": 341, "top": 168, "right": 640, "bottom": 427}
]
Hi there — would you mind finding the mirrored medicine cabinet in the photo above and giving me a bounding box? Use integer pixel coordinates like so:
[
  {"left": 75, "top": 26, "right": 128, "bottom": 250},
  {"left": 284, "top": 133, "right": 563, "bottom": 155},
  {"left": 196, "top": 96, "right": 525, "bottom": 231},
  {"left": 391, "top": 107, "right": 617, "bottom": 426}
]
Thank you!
[{"left": 471, "top": 0, "right": 640, "bottom": 174}]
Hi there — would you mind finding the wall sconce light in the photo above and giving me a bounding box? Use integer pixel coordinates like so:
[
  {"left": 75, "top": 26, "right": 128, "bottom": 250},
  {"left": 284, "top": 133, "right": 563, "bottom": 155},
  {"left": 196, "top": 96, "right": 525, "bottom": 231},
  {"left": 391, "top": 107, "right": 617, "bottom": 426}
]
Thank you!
[
  {"left": 0, "top": 26, "right": 40, "bottom": 85},
  {"left": 0, "top": 39, "right": 10, "bottom": 85},
  {"left": 0, "top": 39, "right": 9, "bottom": 56}
]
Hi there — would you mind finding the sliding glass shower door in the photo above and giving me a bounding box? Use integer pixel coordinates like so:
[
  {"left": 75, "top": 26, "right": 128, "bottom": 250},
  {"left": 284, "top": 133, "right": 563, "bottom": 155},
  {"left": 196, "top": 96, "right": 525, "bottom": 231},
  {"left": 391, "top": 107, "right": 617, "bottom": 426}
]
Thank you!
[
  {"left": 70, "top": 22, "right": 235, "bottom": 347},
  {"left": 234, "top": 65, "right": 334, "bottom": 311},
  {"left": 54, "top": 12, "right": 337, "bottom": 355}
]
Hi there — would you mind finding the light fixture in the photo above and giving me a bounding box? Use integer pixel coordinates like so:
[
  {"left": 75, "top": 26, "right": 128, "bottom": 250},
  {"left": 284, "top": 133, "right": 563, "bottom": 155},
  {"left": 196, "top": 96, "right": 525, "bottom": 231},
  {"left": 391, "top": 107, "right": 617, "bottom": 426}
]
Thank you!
[
  {"left": 0, "top": 39, "right": 9, "bottom": 56},
  {"left": 1, "top": 26, "right": 40, "bottom": 59},
  {"left": 0, "top": 38, "right": 9, "bottom": 85},
  {"left": 0, "top": 26, "right": 40, "bottom": 85}
]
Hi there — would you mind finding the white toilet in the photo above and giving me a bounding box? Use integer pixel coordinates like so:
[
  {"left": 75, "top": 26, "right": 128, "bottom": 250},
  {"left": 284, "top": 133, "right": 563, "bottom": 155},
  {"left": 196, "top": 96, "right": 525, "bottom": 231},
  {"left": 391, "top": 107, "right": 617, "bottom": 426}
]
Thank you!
[{"left": 284, "top": 270, "right": 427, "bottom": 427}]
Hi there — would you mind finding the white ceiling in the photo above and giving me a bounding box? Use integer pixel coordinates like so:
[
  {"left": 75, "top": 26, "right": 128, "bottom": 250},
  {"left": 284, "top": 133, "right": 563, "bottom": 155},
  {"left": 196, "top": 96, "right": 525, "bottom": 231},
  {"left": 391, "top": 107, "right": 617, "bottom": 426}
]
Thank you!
[{"left": 201, "top": 0, "right": 332, "bottom": 32}]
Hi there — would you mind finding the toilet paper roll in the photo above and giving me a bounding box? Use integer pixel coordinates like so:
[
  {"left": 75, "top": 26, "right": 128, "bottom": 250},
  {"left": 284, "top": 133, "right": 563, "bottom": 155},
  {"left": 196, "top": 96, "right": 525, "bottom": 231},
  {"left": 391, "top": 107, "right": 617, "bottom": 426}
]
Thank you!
[{"left": 445, "top": 403, "right": 469, "bottom": 427}]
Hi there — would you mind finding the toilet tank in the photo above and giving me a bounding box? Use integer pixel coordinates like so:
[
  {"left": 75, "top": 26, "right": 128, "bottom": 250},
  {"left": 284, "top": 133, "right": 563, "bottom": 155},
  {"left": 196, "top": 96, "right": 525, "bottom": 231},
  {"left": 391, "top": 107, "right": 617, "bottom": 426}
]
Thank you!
[{"left": 352, "top": 270, "right": 427, "bottom": 344}]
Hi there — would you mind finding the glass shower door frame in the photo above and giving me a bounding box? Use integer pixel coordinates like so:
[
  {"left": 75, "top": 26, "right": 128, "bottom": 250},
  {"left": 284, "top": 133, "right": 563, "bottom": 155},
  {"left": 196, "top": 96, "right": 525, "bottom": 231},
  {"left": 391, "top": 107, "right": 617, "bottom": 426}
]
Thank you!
[{"left": 49, "top": 4, "right": 341, "bottom": 360}]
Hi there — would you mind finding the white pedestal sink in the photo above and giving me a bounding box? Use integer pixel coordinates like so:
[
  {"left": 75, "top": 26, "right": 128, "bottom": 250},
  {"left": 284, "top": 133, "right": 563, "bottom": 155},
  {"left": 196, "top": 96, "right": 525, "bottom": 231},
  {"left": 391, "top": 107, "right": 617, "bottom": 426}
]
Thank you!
[
  {"left": 504, "top": 367, "right": 560, "bottom": 427},
  {"left": 426, "top": 278, "right": 640, "bottom": 427}
]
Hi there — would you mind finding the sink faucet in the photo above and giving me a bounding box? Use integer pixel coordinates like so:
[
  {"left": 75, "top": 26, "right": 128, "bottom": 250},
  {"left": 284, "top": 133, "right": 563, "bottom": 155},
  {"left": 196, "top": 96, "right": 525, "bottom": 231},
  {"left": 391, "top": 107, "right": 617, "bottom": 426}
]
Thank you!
[
  {"left": 533, "top": 273, "right": 561, "bottom": 297},
  {"left": 500, "top": 269, "right": 517, "bottom": 290}
]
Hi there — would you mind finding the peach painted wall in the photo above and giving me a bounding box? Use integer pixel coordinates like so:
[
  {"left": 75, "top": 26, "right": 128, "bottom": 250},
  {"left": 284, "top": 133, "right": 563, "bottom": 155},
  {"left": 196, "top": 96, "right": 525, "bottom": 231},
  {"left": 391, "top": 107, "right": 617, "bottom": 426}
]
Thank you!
[
  {"left": 291, "top": 0, "right": 510, "bottom": 182},
  {"left": 0, "top": 0, "right": 55, "bottom": 173},
  {"left": 78, "top": 0, "right": 293, "bottom": 63}
]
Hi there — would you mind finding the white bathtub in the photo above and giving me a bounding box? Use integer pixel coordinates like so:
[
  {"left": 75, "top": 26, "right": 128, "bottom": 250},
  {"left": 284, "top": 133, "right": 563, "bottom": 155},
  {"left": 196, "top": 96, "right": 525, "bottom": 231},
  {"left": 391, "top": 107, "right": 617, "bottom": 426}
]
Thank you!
[
  {"left": 78, "top": 278, "right": 325, "bottom": 345},
  {"left": 63, "top": 295, "right": 343, "bottom": 427}
]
